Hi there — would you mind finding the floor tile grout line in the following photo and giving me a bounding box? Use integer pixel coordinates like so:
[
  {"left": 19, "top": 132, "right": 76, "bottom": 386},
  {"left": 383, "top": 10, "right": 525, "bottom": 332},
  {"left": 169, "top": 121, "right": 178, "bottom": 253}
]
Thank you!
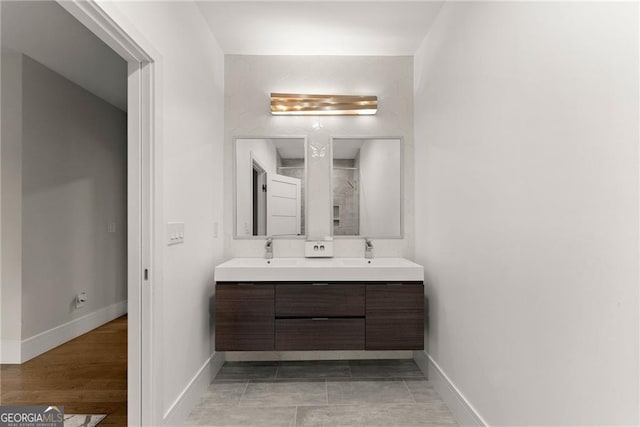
[
  {"left": 325, "top": 379, "right": 329, "bottom": 406},
  {"left": 293, "top": 406, "right": 298, "bottom": 427},
  {"left": 402, "top": 379, "right": 418, "bottom": 404},
  {"left": 265, "top": 402, "right": 440, "bottom": 408},
  {"left": 238, "top": 379, "right": 250, "bottom": 403}
]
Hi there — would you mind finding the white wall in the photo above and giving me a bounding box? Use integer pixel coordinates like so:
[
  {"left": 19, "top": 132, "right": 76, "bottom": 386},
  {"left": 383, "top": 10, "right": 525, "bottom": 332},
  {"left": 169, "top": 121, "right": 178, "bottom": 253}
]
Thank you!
[
  {"left": 225, "top": 55, "right": 413, "bottom": 258},
  {"left": 414, "top": 2, "right": 639, "bottom": 425},
  {"left": 97, "top": 2, "right": 226, "bottom": 423},
  {"left": 0, "top": 48, "right": 23, "bottom": 362},
  {"left": 235, "top": 138, "right": 277, "bottom": 236},
  {"left": 359, "top": 139, "right": 401, "bottom": 237},
  {"left": 20, "top": 56, "right": 127, "bottom": 338}
]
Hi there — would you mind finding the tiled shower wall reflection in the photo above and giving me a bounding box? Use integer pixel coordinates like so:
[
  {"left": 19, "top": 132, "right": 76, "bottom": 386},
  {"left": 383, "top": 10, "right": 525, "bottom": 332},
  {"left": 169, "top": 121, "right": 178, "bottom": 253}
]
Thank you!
[{"left": 332, "top": 159, "right": 359, "bottom": 235}]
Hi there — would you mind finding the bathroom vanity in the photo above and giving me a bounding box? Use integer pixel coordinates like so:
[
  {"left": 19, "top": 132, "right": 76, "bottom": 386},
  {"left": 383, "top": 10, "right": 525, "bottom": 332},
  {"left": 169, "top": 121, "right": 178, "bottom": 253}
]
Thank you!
[
  {"left": 223, "top": 135, "right": 417, "bottom": 352},
  {"left": 214, "top": 258, "right": 424, "bottom": 352}
]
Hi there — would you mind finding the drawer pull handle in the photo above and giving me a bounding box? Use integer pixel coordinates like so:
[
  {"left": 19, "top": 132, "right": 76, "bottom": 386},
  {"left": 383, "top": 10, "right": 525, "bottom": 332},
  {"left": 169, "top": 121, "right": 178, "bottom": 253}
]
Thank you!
[
  {"left": 237, "top": 283, "right": 254, "bottom": 286},
  {"left": 311, "top": 318, "right": 329, "bottom": 321},
  {"left": 312, "top": 283, "right": 329, "bottom": 286},
  {"left": 386, "top": 283, "right": 404, "bottom": 286}
]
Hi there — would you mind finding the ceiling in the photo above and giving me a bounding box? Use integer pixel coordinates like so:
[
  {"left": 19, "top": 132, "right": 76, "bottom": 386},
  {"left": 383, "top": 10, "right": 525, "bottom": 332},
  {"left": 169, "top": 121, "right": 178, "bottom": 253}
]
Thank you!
[
  {"left": 333, "top": 139, "right": 364, "bottom": 159},
  {"left": 272, "top": 138, "right": 305, "bottom": 159},
  {"left": 197, "top": 1, "right": 444, "bottom": 56},
  {"left": 0, "top": 1, "right": 444, "bottom": 113},
  {"left": 1, "top": 1, "right": 127, "bottom": 111}
]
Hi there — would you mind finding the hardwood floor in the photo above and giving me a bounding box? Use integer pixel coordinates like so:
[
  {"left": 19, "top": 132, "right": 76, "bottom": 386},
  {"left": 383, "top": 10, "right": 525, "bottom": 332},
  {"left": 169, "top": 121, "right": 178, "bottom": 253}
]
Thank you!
[{"left": 0, "top": 316, "right": 127, "bottom": 426}]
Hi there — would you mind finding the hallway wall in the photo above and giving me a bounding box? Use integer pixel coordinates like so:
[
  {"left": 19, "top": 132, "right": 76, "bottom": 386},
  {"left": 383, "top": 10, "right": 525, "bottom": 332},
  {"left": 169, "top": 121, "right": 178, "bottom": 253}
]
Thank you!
[
  {"left": 0, "top": 50, "right": 127, "bottom": 363},
  {"left": 21, "top": 55, "right": 127, "bottom": 338},
  {"left": 0, "top": 48, "right": 24, "bottom": 362},
  {"left": 414, "top": 2, "right": 639, "bottom": 425}
]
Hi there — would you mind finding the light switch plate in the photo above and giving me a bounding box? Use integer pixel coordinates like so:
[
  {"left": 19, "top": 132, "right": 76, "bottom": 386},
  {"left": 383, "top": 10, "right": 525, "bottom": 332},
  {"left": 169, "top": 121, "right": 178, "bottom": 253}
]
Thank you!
[
  {"left": 167, "top": 222, "right": 185, "bottom": 245},
  {"left": 305, "top": 241, "right": 334, "bottom": 258}
]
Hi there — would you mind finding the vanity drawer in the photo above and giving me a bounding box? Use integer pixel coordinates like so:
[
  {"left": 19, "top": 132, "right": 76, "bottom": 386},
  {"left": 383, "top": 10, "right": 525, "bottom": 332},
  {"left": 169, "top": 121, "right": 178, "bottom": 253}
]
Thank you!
[
  {"left": 275, "top": 284, "right": 365, "bottom": 317},
  {"left": 275, "top": 318, "right": 365, "bottom": 350}
]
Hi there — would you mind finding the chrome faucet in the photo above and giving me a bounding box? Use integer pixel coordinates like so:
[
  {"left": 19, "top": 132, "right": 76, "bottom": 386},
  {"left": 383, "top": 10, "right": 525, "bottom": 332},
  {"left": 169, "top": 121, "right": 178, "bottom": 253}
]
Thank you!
[
  {"left": 364, "top": 238, "right": 373, "bottom": 259},
  {"left": 265, "top": 237, "right": 273, "bottom": 259}
]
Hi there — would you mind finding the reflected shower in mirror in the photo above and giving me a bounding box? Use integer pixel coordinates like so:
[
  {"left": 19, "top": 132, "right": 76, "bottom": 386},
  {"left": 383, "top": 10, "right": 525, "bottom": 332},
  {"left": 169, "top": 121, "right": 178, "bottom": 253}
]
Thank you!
[
  {"left": 331, "top": 138, "right": 402, "bottom": 238},
  {"left": 235, "top": 137, "right": 306, "bottom": 238}
]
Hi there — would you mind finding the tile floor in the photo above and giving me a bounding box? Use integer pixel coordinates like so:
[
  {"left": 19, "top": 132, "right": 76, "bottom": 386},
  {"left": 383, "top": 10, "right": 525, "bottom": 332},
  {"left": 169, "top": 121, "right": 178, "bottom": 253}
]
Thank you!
[{"left": 186, "top": 359, "right": 458, "bottom": 426}]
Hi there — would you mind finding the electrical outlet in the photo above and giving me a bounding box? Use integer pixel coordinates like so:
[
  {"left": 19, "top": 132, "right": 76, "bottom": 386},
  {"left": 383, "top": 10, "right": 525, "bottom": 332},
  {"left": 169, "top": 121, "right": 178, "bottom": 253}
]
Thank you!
[
  {"left": 305, "top": 240, "right": 334, "bottom": 258},
  {"left": 214, "top": 221, "right": 219, "bottom": 238},
  {"left": 107, "top": 222, "right": 116, "bottom": 233},
  {"left": 75, "top": 292, "right": 87, "bottom": 309}
]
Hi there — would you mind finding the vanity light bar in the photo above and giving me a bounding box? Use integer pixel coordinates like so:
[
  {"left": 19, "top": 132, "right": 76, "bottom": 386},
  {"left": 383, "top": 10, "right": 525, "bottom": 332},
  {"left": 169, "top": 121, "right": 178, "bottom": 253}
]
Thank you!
[{"left": 270, "top": 93, "right": 377, "bottom": 116}]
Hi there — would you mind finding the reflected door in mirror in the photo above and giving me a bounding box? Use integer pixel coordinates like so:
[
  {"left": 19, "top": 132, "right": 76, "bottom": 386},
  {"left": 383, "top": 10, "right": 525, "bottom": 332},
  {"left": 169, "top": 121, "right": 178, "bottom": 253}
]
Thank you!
[
  {"left": 267, "top": 173, "right": 301, "bottom": 236},
  {"left": 236, "top": 137, "right": 306, "bottom": 237}
]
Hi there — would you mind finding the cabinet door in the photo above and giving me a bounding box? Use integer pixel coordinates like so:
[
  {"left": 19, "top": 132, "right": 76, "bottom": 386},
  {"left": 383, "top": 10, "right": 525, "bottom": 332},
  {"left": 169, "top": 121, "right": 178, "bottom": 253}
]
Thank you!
[
  {"left": 215, "top": 284, "right": 274, "bottom": 351},
  {"left": 366, "top": 284, "right": 424, "bottom": 350}
]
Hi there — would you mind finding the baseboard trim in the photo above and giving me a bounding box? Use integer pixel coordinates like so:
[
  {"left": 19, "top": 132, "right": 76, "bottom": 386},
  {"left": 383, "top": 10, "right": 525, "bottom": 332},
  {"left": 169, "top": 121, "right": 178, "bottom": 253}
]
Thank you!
[
  {"left": 0, "top": 340, "right": 22, "bottom": 364},
  {"left": 21, "top": 300, "right": 127, "bottom": 363},
  {"left": 414, "top": 350, "right": 488, "bottom": 426},
  {"left": 162, "top": 352, "right": 225, "bottom": 426}
]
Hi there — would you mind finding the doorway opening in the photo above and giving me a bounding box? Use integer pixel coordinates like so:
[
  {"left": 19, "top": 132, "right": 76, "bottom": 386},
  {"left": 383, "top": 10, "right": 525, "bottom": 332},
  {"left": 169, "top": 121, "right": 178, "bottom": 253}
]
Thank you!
[
  {"left": 58, "top": 2, "right": 156, "bottom": 424},
  {"left": 1, "top": 0, "right": 154, "bottom": 424}
]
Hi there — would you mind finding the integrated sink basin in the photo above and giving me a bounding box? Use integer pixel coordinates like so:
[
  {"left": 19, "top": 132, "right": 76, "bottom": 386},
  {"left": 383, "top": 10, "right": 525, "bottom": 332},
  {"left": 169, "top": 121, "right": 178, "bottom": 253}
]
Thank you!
[{"left": 214, "top": 257, "right": 424, "bottom": 282}]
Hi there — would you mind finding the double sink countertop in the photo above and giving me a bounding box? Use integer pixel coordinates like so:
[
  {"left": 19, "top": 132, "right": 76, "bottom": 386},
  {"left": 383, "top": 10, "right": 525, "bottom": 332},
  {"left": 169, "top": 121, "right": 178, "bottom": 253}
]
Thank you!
[{"left": 214, "top": 257, "right": 424, "bottom": 282}]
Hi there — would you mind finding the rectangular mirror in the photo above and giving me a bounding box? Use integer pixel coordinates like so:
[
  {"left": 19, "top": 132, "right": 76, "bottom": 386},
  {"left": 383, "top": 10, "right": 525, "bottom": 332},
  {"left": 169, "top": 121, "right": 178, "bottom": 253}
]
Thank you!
[
  {"left": 235, "top": 137, "right": 307, "bottom": 238},
  {"left": 331, "top": 137, "right": 402, "bottom": 238}
]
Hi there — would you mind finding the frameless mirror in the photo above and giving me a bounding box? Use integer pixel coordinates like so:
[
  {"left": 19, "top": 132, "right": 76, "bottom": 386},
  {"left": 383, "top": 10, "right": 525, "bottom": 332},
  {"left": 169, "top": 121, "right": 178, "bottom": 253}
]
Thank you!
[
  {"left": 235, "top": 137, "right": 306, "bottom": 238},
  {"left": 331, "top": 137, "right": 402, "bottom": 238}
]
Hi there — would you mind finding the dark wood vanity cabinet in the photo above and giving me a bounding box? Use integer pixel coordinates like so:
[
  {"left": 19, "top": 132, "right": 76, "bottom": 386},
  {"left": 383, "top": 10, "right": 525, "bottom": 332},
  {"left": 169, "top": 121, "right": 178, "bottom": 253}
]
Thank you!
[
  {"left": 275, "top": 284, "right": 365, "bottom": 317},
  {"left": 215, "top": 284, "right": 275, "bottom": 351},
  {"left": 215, "top": 282, "right": 423, "bottom": 351},
  {"left": 365, "top": 284, "right": 424, "bottom": 350},
  {"left": 275, "top": 284, "right": 365, "bottom": 351},
  {"left": 276, "top": 318, "right": 365, "bottom": 350}
]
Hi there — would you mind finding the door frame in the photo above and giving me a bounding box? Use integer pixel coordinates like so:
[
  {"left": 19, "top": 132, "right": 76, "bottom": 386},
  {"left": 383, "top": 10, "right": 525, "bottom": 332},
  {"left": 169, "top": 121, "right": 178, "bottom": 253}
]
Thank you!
[
  {"left": 56, "top": 1, "right": 159, "bottom": 425},
  {"left": 250, "top": 154, "right": 267, "bottom": 236}
]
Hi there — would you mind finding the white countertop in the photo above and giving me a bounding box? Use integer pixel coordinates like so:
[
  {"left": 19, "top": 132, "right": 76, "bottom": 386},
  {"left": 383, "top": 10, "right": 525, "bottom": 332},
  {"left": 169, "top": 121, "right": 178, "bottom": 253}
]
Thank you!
[{"left": 214, "top": 257, "right": 424, "bottom": 282}]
